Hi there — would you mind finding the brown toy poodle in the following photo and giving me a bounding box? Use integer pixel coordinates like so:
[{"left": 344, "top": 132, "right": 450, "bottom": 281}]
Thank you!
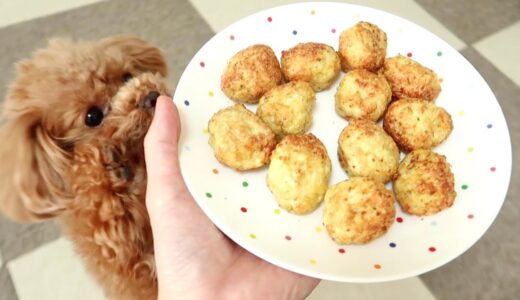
[{"left": 0, "top": 36, "right": 171, "bottom": 300}]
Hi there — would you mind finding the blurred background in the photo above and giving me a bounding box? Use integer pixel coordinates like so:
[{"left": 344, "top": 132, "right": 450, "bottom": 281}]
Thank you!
[{"left": 0, "top": 0, "right": 518, "bottom": 299}]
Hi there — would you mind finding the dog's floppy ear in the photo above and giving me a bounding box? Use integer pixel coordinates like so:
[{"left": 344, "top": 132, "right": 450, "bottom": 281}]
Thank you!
[
  {"left": 0, "top": 71, "right": 70, "bottom": 222},
  {"left": 101, "top": 36, "right": 168, "bottom": 77}
]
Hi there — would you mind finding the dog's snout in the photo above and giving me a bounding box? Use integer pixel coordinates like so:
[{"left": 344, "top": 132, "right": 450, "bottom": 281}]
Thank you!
[{"left": 143, "top": 91, "right": 159, "bottom": 109}]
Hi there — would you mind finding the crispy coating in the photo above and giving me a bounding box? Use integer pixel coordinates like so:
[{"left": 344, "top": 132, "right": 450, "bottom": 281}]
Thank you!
[
  {"left": 221, "top": 44, "right": 283, "bottom": 103},
  {"left": 323, "top": 177, "right": 395, "bottom": 245},
  {"left": 383, "top": 98, "right": 453, "bottom": 152},
  {"left": 257, "top": 81, "right": 315, "bottom": 138},
  {"left": 393, "top": 149, "right": 456, "bottom": 216},
  {"left": 335, "top": 69, "right": 392, "bottom": 121},
  {"left": 208, "top": 104, "right": 277, "bottom": 170},
  {"left": 338, "top": 119, "right": 399, "bottom": 183},
  {"left": 267, "top": 133, "right": 331, "bottom": 214},
  {"left": 338, "top": 22, "right": 387, "bottom": 72},
  {"left": 383, "top": 55, "right": 441, "bottom": 101},
  {"left": 281, "top": 42, "right": 340, "bottom": 91}
]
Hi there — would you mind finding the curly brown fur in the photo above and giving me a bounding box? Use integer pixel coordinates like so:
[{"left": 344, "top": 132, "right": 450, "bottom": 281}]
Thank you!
[{"left": 0, "top": 36, "right": 170, "bottom": 300}]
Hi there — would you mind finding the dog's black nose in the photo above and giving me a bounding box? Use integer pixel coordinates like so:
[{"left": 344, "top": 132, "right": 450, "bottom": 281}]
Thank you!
[{"left": 143, "top": 91, "right": 159, "bottom": 108}]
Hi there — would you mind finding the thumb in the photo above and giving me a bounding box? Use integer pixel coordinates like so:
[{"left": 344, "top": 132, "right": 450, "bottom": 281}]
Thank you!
[{"left": 144, "top": 96, "right": 184, "bottom": 211}]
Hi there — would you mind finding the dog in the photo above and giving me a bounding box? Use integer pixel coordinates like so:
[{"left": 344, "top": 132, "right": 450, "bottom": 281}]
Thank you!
[{"left": 0, "top": 36, "right": 170, "bottom": 299}]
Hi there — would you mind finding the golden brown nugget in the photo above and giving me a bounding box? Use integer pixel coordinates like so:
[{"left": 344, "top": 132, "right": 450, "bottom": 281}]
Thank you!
[
  {"left": 338, "top": 22, "right": 387, "bottom": 72},
  {"left": 335, "top": 69, "right": 392, "bottom": 121},
  {"left": 281, "top": 42, "right": 340, "bottom": 91},
  {"left": 221, "top": 44, "right": 283, "bottom": 103},
  {"left": 208, "top": 104, "right": 277, "bottom": 170},
  {"left": 324, "top": 177, "right": 395, "bottom": 245},
  {"left": 383, "top": 55, "right": 441, "bottom": 101},
  {"left": 393, "top": 149, "right": 456, "bottom": 216},
  {"left": 267, "top": 134, "right": 331, "bottom": 214},
  {"left": 383, "top": 98, "right": 453, "bottom": 152},
  {"left": 257, "top": 81, "right": 315, "bottom": 137},
  {"left": 338, "top": 119, "right": 399, "bottom": 183}
]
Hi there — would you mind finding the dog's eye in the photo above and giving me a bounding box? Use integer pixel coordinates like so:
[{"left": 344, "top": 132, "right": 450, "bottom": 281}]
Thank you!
[
  {"left": 123, "top": 73, "right": 133, "bottom": 82},
  {"left": 85, "top": 107, "right": 104, "bottom": 127}
]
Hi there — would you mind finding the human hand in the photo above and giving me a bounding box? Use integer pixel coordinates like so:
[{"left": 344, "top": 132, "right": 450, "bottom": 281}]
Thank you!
[{"left": 144, "top": 96, "right": 320, "bottom": 300}]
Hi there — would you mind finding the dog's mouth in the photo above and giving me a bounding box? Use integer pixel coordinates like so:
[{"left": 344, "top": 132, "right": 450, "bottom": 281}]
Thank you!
[{"left": 105, "top": 73, "right": 170, "bottom": 142}]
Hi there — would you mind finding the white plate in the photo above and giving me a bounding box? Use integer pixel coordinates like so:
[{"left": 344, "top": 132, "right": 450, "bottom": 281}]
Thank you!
[{"left": 173, "top": 2, "right": 512, "bottom": 282}]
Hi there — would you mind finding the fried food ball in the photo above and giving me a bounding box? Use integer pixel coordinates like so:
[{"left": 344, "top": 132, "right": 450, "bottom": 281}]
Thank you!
[
  {"left": 383, "top": 55, "right": 441, "bottom": 101},
  {"left": 208, "top": 104, "right": 277, "bottom": 170},
  {"left": 335, "top": 69, "right": 392, "bottom": 121},
  {"left": 267, "top": 133, "right": 331, "bottom": 214},
  {"left": 257, "top": 81, "right": 315, "bottom": 138},
  {"left": 383, "top": 98, "right": 453, "bottom": 152},
  {"left": 393, "top": 149, "right": 456, "bottom": 216},
  {"left": 323, "top": 177, "right": 395, "bottom": 245},
  {"left": 221, "top": 44, "right": 283, "bottom": 103},
  {"left": 337, "top": 119, "right": 399, "bottom": 183},
  {"left": 338, "top": 21, "right": 387, "bottom": 72},
  {"left": 281, "top": 42, "right": 340, "bottom": 91}
]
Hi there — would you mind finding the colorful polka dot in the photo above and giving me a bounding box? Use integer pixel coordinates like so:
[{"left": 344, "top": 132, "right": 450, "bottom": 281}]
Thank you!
[
  {"left": 309, "top": 259, "right": 317, "bottom": 265},
  {"left": 208, "top": 91, "right": 214, "bottom": 97},
  {"left": 230, "top": 35, "right": 235, "bottom": 40},
  {"left": 429, "top": 247, "right": 437, "bottom": 252},
  {"left": 249, "top": 233, "right": 256, "bottom": 239},
  {"left": 274, "top": 208, "right": 281, "bottom": 215},
  {"left": 212, "top": 169, "right": 219, "bottom": 174},
  {"left": 389, "top": 242, "right": 397, "bottom": 248},
  {"left": 490, "top": 166, "right": 496, "bottom": 172},
  {"left": 431, "top": 220, "right": 437, "bottom": 226},
  {"left": 331, "top": 28, "right": 336, "bottom": 33},
  {"left": 241, "top": 207, "right": 247, "bottom": 213},
  {"left": 285, "top": 235, "right": 292, "bottom": 241},
  {"left": 184, "top": 100, "right": 190, "bottom": 106},
  {"left": 338, "top": 248, "right": 346, "bottom": 254},
  {"left": 200, "top": 61, "right": 205, "bottom": 67},
  {"left": 468, "top": 147, "right": 475, "bottom": 152},
  {"left": 407, "top": 52, "right": 413, "bottom": 57},
  {"left": 205, "top": 192, "right": 212, "bottom": 198},
  {"left": 374, "top": 264, "right": 382, "bottom": 269},
  {"left": 468, "top": 214, "right": 474, "bottom": 219},
  {"left": 396, "top": 217, "right": 403, "bottom": 223},
  {"left": 487, "top": 124, "right": 493, "bottom": 129},
  {"left": 461, "top": 184, "right": 468, "bottom": 190},
  {"left": 292, "top": 30, "right": 298, "bottom": 35},
  {"left": 458, "top": 111, "right": 465, "bottom": 116},
  {"left": 267, "top": 16, "right": 272, "bottom": 22},
  {"left": 242, "top": 181, "right": 249, "bottom": 187},
  {"left": 437, "top": 51, "right": 443, "bottom": 57},
  {"left": 315, "top": 226, "right": 322, "bottom": 233},
  {"left": 311, "top": 9, "right": 316, "bottom": 15}
]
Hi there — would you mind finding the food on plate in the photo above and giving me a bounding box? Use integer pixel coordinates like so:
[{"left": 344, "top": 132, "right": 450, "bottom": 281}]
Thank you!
[
  {"left": 383, "top": 98, "right": 453, "bottom": 152},
  {"left": 323, "top": 177, "right": 396, "bottom": 244},
  {"left": 257, "top": 81, "right": 315, "bottom": 138},
  {"left": 221, "top": 44, "right": 283, "bottom": 103},
  {"left": 208, "top": 104, "right": 277, "bottom": 170},
  {"left": 337, "top": 119, "right": 399, "bottom": 183},
  {"left": 383, "top": 55, "right": 441, "bottom": 101},
  {"left": 267, "top": 133, "right": 331, "bottom": 214},
  {"left": 335, "top": 69, "right": 392, "bottom": 121},
  {"left": 281, "top": 42, "right": 341, "bottom": 91},
  {"left": 338, "top": 21, "right": 387, "bottom": 72},
  {"left": 393, "top": 149, "right": 456, "bottom": 216}
]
